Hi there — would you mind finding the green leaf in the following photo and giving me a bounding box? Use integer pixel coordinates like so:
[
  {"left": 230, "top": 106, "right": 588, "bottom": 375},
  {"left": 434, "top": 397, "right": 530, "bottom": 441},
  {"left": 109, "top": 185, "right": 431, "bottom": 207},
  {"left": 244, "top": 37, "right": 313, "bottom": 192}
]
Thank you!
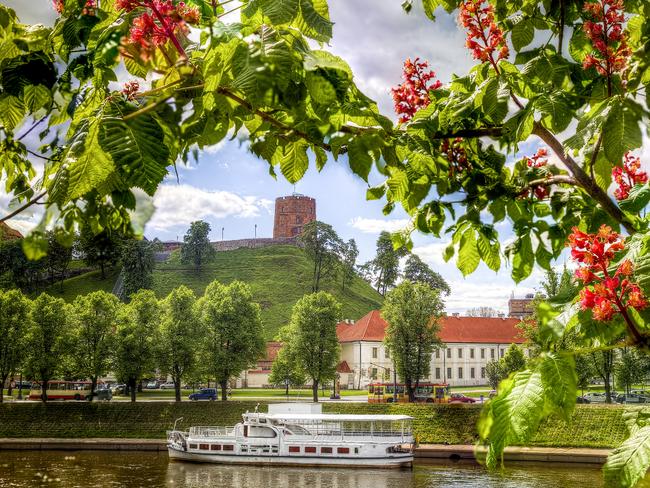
[
  {"left": 297, "top": 0, "right": 333, "bottom": 43},
  {"left": 306, "top": 72, "right": 337, "bottom": 105},
  {"left": 477, "top": 232, "right": 500, "bottom": 272},
  {"left": 620, "top": 184, "right": 650, "bottom": 213},
  {"left": 276, "top": 141, "right": 309, "bottom": 184},
  {"left": 458, "top": 227, "right": 480, "bottom": 276},
  {"left": 366, "top": 184, "right": 386, "bottom": 201},
  {"left": 0, "top": 94, "right": 24, "bottom": 131},
  {"left": 443, "top": 242, "right": 454, "bottom": 262},
  {"left": 99, "top": 112, "right": 170, "bottom": 195},
  {"left": 258, "top": 0, "right": 299, "bottom": 25},
  {"left": 511, "top": 18, "right": 534, "bottom": 51},
  {"left": 603, "top": 101, "right": 642, "bottom": 164},
  {"left": 539, "top": 353, "right": 576, "bottom": 421},
  {"left": 23, "top": 85, "right": 52, "bottom": 113},
  {"left": 512, "top": 235, "right": 533, "bottom": 283},
  {"left": 535, "top": 93, "right": 572, "bottom": 133},
  {"left": 63, "top": 117, "right": 116, "bottom": 200},
  {"left": 604, "top": 426, "right": 650, "bottom": 488},
  {"left": 568, "top": 27, "right": 591, "bottom": 63},
  {"left": 347, "top": 138, "right": 373, "bottom": 182}
]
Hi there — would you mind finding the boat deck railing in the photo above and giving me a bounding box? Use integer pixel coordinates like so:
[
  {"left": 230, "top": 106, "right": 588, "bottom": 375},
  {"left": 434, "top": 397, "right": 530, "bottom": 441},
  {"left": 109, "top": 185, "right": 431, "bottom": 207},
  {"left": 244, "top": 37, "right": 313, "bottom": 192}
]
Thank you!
[
  {"left": 185, "top": 426, "right": 412, "bottom": 443},
  {"left": 188, "top": 426, "right": 237, "bottom": 438}
]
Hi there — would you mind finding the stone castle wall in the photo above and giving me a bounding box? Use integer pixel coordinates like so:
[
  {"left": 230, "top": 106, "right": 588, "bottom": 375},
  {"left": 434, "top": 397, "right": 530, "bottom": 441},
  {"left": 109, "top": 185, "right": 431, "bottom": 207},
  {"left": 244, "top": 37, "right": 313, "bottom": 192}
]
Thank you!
[
  {"left": 273, "top": 195, "right": 316, "bottom": 239},
  {"left": 211, "top": 237, "right": 299, "bottom": 252}
]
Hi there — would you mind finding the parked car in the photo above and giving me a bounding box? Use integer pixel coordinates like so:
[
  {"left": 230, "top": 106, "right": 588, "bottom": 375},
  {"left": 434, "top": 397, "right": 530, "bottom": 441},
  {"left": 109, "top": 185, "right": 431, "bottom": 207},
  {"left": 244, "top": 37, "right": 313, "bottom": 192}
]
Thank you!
[
  {"left": 145, "top": 382, "right": 159, "bottom": 389},
  {"left": 160, "top": 382, "right": 175, "bottom": 390},
  {"left": 92, "top": 388, "right": 112, "bottom": 401},
  {"left": 188, "top": 388, "right": 217, "bottom": 401},
  {"left": 449, "top": 393, "right": 477, "bottom": 404},
  {"left": 583, "top": 392, "right": 607, "bottom": 403},
  {"left": 111, "top": 384, "right": 126, "bottom": 395},
  {"left": 616, "top": 393, "right": 648, "bottom": 404},
  {"left": 576, "top": 396, "right": 590, "bottom": 404}
]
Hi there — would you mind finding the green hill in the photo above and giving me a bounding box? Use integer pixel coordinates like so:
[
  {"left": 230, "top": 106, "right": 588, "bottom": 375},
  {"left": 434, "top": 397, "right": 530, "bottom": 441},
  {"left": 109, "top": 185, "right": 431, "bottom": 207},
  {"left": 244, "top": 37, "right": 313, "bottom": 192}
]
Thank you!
[{"left": 44, "top": 245, "right": 383, "bottom": 339}]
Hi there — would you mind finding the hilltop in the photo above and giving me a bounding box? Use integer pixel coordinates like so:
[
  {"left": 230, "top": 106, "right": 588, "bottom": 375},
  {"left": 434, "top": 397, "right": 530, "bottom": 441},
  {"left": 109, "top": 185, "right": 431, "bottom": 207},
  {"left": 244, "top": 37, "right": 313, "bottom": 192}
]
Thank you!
[{"left": 44, "top": 245, "right": 383, "bottom": 339}]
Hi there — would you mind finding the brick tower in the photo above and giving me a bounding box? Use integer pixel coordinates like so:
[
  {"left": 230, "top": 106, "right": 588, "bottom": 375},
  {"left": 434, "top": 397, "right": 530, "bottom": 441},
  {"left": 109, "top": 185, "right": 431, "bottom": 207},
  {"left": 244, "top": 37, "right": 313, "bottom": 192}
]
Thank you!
[{"left": 273, "top": 194, "right": 316, "bottom": 239}]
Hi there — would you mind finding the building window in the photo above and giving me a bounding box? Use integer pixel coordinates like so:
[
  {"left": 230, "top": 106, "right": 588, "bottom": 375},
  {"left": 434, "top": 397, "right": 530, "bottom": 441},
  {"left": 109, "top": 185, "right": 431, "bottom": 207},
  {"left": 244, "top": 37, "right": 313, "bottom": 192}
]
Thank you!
[
  {"left": 447, "top": 367, "right": 452, "bottom": 379},
  {"left": 371, "top": 368, "right": 378, "bottom": 380},
  {"left": 447, "top": 348, "right": 451, "bottom": 359},
  {"left": 500, "top": 349, "right": 504, "bottom": 358},
  {"left": 385, "top": 349, "right": 390, "bottom": 359},
  {"left": 435, "top": 368, "right": 441, "bottom": 380},
  {"left": 372, "top": 347, "right": 378, "bottom": 359},
  {"left": 435, "top": 349, "right": 440, "bottom": 359},
  {"left": 458, "top": 368, "right": 463, "bottom": 379},
  {"left": 470, "top": 368, "right": 475, "bottom": 379},
  {"left": 491, "top": 349, "right": 495, "bottom": 359},
  {"left": 481, "top": 367, "right": 486, "bottom": 378},
  {"left": 458, "top": 348, "right": 463, "bottom": 359},
  {"left": 481, "top": 348, "right": 485, "bottom": 359},
  {"left": 470, "top": 348, "right": 475, "bottom": 359}
]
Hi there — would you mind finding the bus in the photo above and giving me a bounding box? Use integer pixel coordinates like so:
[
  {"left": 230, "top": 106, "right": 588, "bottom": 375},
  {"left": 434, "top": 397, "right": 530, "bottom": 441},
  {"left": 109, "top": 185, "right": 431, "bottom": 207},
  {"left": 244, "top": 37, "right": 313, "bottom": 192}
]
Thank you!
[
  {"left": 28, "top": 381, "right": 93, "bottom": 401},
  {"left": 367, "top": 382, "right": 449, "bottom": 403}
]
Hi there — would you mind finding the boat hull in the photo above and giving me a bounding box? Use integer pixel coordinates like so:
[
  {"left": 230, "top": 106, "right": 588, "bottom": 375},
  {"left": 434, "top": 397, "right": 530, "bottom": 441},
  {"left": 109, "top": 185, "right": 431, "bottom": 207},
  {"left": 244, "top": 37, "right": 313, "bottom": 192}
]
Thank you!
[{"left": 167, "top": 447, "right": 412, "bottom": 468}]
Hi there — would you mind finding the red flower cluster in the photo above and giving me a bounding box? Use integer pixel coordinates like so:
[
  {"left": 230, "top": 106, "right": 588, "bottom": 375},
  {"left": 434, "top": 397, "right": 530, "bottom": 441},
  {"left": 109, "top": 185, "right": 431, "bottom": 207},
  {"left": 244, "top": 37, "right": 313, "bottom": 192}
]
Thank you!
[
  {"left": 441, "top": 138, "right": 471, "bottom": 177},
  {"left": 391, "top": 58, "right": 442, "bottom": 123},
  {"left": 116, "top": 0, "right": 200, "bottom": 60},
  {"left": 53, "top": 0, "right": 96, "bottom": 15},
  {"left": 121, "top": 81, "right": 141, "bottom": 100},
  {"left": 459, "top": 0, "right": 509, "bottom": 66},
  {"left": 612, "top": 152, "right": 648, "bottom": 201},
  {"left": 582, "top": 0, "right": 631, "bottom": 77},
  {"left": 570, "top": 225, "right": 648, "bottom": 321},
  {"left": 526, "top": 148, "right": 548, "bottom": 169}
]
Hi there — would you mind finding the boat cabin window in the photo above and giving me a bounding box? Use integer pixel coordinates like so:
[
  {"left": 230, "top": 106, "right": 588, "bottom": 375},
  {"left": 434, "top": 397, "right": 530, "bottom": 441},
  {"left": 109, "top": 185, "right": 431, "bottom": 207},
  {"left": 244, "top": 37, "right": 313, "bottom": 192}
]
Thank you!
[
  {"left": 283, "top": 424, "right": 310, "bottom": 435},
  {"left": 248, "top": 426, "right": 276, "bottom": 438}
]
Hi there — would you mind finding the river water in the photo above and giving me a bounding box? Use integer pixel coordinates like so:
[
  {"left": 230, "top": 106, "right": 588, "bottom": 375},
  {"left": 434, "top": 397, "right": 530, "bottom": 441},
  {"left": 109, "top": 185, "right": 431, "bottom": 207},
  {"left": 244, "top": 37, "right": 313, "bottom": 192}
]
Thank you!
[{"left": 1, "top": 451, "right": 649, "bottom": 487}]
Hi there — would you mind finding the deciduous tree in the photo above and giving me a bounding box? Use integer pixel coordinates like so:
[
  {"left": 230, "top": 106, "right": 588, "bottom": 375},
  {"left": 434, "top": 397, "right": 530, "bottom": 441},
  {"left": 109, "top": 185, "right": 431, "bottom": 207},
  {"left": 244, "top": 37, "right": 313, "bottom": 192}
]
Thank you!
[
  {"left": 382, "top": 281, "right": 443, "bottom": 402},
  {"left": 300, "top": 221, "right": 343, "bottom": 292},
  {"left": 79, "top": 226, "right": 123, "bottom": 280},
  {"left": 269, "top": 346, "right": 307, "bottom": 396},
  {"left": 403, "top": 254, "right": 450, "bottom": 295},
  {"left": 0, "top": 290, "right": 31, "bottom": 403},
  {"left": 339, "top": 238, "right": 359, "bottom": 292},
  {"left": 69, "top": 291, "right": 119, "bottom": 400},
  {"left": 114, "top": 290, "right": 161, "bottom": 402},
  {"left": 24, "top": 294, "right": 71, "bottom": 402},
  {"left": 466, "top": 306, "right": 499, "bottom": 317},
  {"left": 180, "top": 221, "right": 215, "bottom": 270},
  {"left": 159, "top": 286, "right": 202, "bottom": 402},
  {"left": 279, "top": 292, "right": 341, "bottom": 402},
  {"left": 198, "top": 280, "right": 265, "bottom": 401},
  {"left": 120, "top": 238, "right": 156, "bottom": 300}
]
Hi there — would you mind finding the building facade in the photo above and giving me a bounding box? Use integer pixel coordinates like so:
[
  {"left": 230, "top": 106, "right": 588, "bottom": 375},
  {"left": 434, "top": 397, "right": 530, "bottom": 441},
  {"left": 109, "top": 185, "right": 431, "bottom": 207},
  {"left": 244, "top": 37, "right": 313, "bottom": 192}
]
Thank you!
[
  {"left": 336, "top": 311, "right": 527, "bottom": 388},
  {"left": 273, "top": 194, "right": 316, "bottom": 239}
]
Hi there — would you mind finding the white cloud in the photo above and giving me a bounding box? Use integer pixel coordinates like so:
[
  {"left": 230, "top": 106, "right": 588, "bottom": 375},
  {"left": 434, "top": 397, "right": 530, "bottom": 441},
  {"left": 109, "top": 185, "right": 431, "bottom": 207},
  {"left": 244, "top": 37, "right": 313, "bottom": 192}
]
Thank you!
[
  {"left": 147, "top": 184, "right": 272, "bottom": 231},
  {"left": 444, "top": 280, "right": 535, "bottom": 315},
  {"left": 412, "top": 242, "right": 450, "bottom": 267},
  {"left": 348, "top": 217, "right": 410, "bottom": 234}
]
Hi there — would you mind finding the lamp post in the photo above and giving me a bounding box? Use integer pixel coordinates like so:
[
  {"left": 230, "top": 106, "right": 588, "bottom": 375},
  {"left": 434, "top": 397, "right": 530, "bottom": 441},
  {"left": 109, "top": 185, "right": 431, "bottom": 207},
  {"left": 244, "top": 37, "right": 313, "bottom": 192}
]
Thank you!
[
  {"left": 254, "top": 224, "right": 257, "bottom": 239},
  {"left": 17, "top": 372, "right": 23, "bottom": 400},
  {"left": 221, "top": 227, "right": 224, "bottom": 241},
  {"left": 370, "top": 362, "right": 397, "bottom": 403}
]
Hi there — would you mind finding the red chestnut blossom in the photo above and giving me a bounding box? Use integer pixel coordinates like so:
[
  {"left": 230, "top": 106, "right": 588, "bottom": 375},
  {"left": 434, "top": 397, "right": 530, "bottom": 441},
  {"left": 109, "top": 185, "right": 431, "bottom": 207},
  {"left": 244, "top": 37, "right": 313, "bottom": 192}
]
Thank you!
[
  {"left": 117, "top": 0, "right": 200, "bottom": 60},
  {"left": 391, "top": 58, "right": 442, "bottom": 123},
  {"left": 53, "top": 0, "right": 96, "bottom": 15},
  {"left": 612, "top": 152, "right": 648, "bottom": 200},
  {"left": 526, "top": 148, "right": 548, "bottom": 169},
  {"left": 570, "top": 225, "right": 647, "bottom": 322},
  {"left": 441, "top": 138, "right": 472, "bottom": 177},
  {"left": 459, "top": 0, "right": 509, "bottom": 67},
  {"left": 121, "top": 81, "right": 141, "bottom": 100},
  {"left": 582, "top": 0, "right": 631, "bottom": 77}
]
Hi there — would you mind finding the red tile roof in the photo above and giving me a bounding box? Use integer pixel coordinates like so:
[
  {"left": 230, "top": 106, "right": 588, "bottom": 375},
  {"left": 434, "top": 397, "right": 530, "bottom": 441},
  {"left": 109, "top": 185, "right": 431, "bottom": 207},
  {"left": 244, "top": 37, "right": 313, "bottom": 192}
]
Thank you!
[
  {"left": 337, "top": 360, "right": 352, "bottom": 374},
  {"left": 0, "top": 222, "right": 22, "bottom": 241},
  {"left": 336, "top": 310, "right": 525, "bottom": 344}
]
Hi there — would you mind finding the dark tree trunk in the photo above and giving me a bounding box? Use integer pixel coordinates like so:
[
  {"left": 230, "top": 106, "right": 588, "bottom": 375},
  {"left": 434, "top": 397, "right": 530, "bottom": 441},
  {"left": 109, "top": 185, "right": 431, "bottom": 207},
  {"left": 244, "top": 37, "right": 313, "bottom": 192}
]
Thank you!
[
  {"left": 41, "top": 379, "right": 49, "bottom": 403},
  {"left": 312, "top": 380, "right": 319, "bottom": 403},
  {"left": 100, "top": 262, "right": 106, "bottom": 279},
  {"left": 130, "top": 378, "right": 137, "bottom": 402},
  {"left": 220, "top": 379, "right": 228, "bottom": 401},
  {"left": 7, "top": 376, "right": 13, "bottom": 398},
  {"left": 89, "top": 376, "right": 97, "bottom": 402},
  {"left": 0, "top": 374, "right": 7, "bottom": 403},
  {"left": 406, "top": 379, "right": 414, "bottom": 403},
  {"left": 174, "top": 379, "right": 181, "bottom": 402},
  {"left": 285, "top": 382, "right": 289, "bottom": 396}
]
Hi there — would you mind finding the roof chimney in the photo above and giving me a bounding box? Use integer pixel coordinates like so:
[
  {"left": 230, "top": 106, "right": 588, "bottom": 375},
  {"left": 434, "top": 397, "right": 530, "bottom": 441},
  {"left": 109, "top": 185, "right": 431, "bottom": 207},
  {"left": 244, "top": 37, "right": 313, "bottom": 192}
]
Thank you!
[
  {"left": 452, "top": 312, "right": 460, "bottom": 317},
  {"left": 498, "top": 313, "right": 505, "bottom": 318}
]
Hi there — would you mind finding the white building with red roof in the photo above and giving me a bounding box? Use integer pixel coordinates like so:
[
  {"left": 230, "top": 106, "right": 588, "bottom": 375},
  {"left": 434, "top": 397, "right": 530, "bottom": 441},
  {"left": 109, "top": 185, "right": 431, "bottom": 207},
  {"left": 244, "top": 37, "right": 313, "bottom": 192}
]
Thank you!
[{"left": 336, "top": 310, "right": 527, "bottom": 388}]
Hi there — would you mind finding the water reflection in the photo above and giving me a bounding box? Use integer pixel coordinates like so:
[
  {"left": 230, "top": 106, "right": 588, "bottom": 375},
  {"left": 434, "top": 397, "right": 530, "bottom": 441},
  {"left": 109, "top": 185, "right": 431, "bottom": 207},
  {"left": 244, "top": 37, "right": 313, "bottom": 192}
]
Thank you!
[{"left": 0, "top": 451, "right": 649, "bottom": 488}]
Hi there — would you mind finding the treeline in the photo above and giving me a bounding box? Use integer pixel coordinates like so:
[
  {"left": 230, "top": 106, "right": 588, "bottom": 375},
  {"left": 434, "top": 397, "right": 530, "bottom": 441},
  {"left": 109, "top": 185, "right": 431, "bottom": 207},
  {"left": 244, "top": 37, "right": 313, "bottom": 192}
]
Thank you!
[
  {"left": 0, "top": 227, "right": 158, "bottom": 298},
  {"left": 300, "top": 222, "right": 450, "bottom": 296},
  {"left": 0, "top": 281, "right": 265, "bottom": 403}
]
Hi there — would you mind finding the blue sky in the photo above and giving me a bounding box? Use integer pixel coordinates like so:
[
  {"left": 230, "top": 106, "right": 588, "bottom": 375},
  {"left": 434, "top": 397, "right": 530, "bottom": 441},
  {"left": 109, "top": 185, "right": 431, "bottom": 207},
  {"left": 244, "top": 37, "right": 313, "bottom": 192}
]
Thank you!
[{"left": 5, "top": 0, "right": 550, "bottom": 313}]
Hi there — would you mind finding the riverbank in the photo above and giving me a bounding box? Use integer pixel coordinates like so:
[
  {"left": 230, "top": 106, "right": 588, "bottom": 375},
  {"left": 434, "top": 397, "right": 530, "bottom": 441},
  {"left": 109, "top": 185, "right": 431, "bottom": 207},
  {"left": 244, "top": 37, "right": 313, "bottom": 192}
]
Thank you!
[
  {"left": 0, "top": 438, "right": 611, "bottom": 465},
  {"left": 0, "top": 401, "right": 632, "bottom": 448}
]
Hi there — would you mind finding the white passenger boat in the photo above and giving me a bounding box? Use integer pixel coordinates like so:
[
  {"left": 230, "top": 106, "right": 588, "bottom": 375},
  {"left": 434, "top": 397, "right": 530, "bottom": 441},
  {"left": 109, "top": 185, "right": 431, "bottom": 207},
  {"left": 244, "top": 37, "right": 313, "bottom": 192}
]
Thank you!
[{"left": 167, "top": 403, "right": 414, "bottom": 468}]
